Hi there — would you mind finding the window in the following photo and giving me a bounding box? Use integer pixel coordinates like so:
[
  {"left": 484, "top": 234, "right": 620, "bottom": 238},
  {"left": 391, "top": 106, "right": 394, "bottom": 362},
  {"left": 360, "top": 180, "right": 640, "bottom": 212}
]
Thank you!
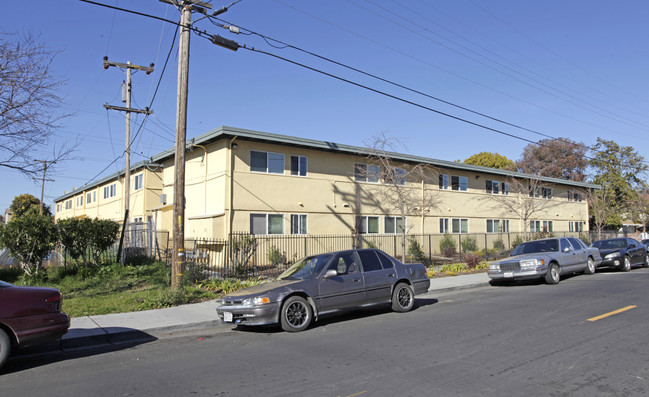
[
  {"left": 439, "top": 174, "right": 449, "bottom": 190},
  {"left": 290, "top": 155, "right": 308, "bottom": 176},
  {"left": 133, "top": 217, "right": 143, "bottom": 223},
  {"left": 439, "top": 218, "right": 449, "bottom": 234},
  {"left": 486, "top": 219, "right": 510, "bottom": 233},
  {"left": 250, "top": 213, "right": 284, "bottom": 235},
  {"left": 568, "top": 191, "right": 583, "bottom": 202},
  {"left": 451, "top": 176, "right": 468, "bottom": 191},
  {"left": 486, "top": 180, "right": 508, "bottom": 195},
  {"left": 530, "top": 220, "right": 553, "bottom": 233},
  {"left": 452, "top": 218, "right": 469, "bottom": 234},
  {"left": 568, "top": 237, "right": 586, "bottom": 250},
  {"left": 134, "top": 174, "right": 143, "bottom": 190},
  {"left": 86, "top": 191, "right": 96, "bottom": 204},
  {"left": 385, "top": 167, "right": 406, "bottom": 185},
  {"left": 103, "top": 183, "right": 116, "bottom": 199},
  {"left": 529, "top": 186, "right": 552, "bottom": 199},
  {"left": 356, "top": 216, "right": 379, "bottom": 234},
  {"left": 569, "top": 221, "right": 584, "bottom": 232},
  {"left": 65, "top": 200, "right": 72, "bottom": 210},
  {"left": 384, "top": 216, "right": 405, "bottom": 234},
  {"left": 76, "top": 196, "right": 83, "bottom": 207},
  {"left": 357, "top": 250, "right": 383, "bottom": 272},
  {"left": 354, "top": 163, "right": 380, "bottom": 183},
  {"left": 290, "top": 214, "right": 307, "bottom": 235},
  {"left": 250, "top": 150, "right": 284, "bottom": 174},
  {"left": 376, "top": 250, "right": 395, "bottom": 269},
  {"left": 56, "top": 203, "right": 60, "bottom": 212}
]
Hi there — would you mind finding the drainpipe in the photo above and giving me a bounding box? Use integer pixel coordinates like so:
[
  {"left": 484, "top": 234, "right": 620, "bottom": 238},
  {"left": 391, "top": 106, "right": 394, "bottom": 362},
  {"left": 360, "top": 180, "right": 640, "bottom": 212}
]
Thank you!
[
  {"left": 227, "top": 136, "right": 238, "bottom": 237},
  {"left": 192, "top": 143, "right": 208, "bottom": 214}
]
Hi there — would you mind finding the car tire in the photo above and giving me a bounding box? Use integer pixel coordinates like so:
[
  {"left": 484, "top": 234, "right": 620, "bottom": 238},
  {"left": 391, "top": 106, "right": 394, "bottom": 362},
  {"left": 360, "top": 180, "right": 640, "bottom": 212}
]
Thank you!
[
  {"left": 391, "top": 282, "right": 415, "bottom": 312},
  {"left": 621, "top": 256, "right": 631, "bottom": 272},
  {"left": 643, "top": 254, "right": 649, "bottom": 268},
  {"left": 0, "top": 328, "right": 11, "bottom": 369},
  {"left": 545, "top": 263, "right": 560, "bottom": 284},
  {"left": 280, "top": 296, "right": 312, "bottom": 332},
  {"left": 584, "top": 257, "right": 596, "bottom": 275}
]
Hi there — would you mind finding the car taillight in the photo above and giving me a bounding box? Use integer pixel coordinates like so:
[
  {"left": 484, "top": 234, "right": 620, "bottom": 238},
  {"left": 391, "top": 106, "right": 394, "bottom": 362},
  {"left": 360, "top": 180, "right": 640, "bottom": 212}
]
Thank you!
[{"left": 45, "top": 292, "right": 63, "bottom": 312}]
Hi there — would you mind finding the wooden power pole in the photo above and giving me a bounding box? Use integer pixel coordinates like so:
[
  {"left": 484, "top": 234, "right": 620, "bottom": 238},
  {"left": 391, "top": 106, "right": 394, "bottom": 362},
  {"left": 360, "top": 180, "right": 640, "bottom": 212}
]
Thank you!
[{"left": 103, "top": 58, "right": 154, "bottom": 263}]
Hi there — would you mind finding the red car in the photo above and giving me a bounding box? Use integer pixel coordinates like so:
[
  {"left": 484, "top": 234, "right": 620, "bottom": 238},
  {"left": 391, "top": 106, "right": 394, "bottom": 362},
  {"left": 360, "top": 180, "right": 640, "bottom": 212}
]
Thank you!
[{"left": 0, "top": 280, "right": 70, "bottom": 369}]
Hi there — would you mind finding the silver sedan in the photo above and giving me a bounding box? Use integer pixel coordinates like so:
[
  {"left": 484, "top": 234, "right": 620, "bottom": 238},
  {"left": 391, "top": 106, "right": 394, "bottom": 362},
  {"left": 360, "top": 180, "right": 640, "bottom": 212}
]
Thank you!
[
  {"left": 216, "top": 249, "right": 430, "bottom": 332},
  {"left": 488, "top": 237, "right": 602, "bottom": 285}
]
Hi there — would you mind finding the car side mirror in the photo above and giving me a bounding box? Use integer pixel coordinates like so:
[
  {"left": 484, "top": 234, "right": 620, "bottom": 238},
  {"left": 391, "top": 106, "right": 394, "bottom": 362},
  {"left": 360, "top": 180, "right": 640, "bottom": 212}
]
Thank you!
[
  {"left": 324, "top": 269, "right": 338, "bottom": 278},
  {"left": 563, "top": 247, "right": 571, "bottom": 253}
]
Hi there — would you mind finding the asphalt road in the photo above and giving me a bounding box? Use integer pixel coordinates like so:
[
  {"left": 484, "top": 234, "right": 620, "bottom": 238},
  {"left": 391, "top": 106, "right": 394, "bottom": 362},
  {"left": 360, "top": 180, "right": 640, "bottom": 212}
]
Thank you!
[{"left": 3, "top": 268, "right": 649, "bottom": 396}]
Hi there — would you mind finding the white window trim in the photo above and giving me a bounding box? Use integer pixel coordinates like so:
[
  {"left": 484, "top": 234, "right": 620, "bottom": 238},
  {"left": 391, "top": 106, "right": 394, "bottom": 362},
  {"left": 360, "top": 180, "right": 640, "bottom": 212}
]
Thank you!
[
  {"left": 451, "top": 218, "right": 469, "bottom": 234},
  {"left": 356, "top": 215, "right": 380, "bottom": 234},
  {"left": 384, "top": 216, "right": 406, "bottom": 234},
  {"left": 440, "top": 218, "right": 450, "bottom": 234},
  {"left": 290, "top": 213, "right": 308, "bottom": 235},
  {"left": 439, "top": 174, "right": 449, "bottom": 190},
  {"left": 250, "top": 213, "right": 285, "bottom": 235},
  {"left": 250, "top": 150, "right": 285, "bottom": 175},
  {"left": 354, "top": 163, "right": 380, "bottom": 183}
]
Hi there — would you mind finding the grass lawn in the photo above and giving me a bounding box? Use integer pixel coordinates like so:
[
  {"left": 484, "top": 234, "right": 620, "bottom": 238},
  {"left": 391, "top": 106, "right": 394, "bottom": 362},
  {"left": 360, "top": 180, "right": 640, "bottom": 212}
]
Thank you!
[{"left": 0, "top": 262, "right": 219, "bottom": 318}]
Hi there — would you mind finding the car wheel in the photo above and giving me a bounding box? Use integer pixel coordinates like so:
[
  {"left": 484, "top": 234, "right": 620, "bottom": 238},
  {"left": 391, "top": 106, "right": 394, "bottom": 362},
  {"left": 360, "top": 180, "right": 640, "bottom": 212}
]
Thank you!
[
  {"left": 621, "top": 256, "right": 631, "bottom": 272},
  {"left": 644, "top": 254, "right": 649, "bottom": 268},
  {"left": 391, "top": 282, "right": 415, "bottom": 312},
  {"left": 0, "top": 328, "right": 11, "bottom": 369},
  {"left": 545, "top": 263, "right": 560, "bottom": 284},
  {"left": 584, "top": 257, "right": 596, "bottom": 275},
  {"left": 280, "top": 296, "right": 312, "bottom": 332}
]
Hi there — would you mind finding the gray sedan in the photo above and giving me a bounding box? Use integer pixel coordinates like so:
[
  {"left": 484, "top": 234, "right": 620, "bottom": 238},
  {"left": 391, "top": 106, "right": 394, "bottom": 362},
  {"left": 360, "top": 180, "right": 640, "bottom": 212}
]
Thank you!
[
  {"left": 488, "top": 237, "right": 602, "bottom": 285},
  {"left": 216, "top": 249, "right": 430, "bottom": 332}
]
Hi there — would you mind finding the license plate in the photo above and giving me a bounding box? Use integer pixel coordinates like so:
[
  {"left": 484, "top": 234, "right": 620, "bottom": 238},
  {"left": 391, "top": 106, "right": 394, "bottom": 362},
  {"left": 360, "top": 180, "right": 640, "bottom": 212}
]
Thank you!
[
  {"left": 223, "top": 312, "right": 233, "bottom": 322},
  {"left": 504, "top": 272, "right": 514, "bottom": 278}
]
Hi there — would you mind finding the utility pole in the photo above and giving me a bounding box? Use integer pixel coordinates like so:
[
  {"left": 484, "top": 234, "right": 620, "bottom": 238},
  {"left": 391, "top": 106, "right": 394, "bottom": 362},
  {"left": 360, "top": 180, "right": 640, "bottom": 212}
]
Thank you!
[
  {"left": 34, "top": 160, "right": 55, "bottom": 215},
  {"left": 103, "top": 57, "right": 154, "bottom": 263}
]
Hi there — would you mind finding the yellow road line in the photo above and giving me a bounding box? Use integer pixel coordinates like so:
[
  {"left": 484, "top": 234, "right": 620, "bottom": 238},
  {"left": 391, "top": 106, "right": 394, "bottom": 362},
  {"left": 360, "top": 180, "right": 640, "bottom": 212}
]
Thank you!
[
  {"left": 587, "top": 305, "right": 637, "bottom": 322},
  {"left": 339, "top": 392, "right": 367, "bottom": 397}
]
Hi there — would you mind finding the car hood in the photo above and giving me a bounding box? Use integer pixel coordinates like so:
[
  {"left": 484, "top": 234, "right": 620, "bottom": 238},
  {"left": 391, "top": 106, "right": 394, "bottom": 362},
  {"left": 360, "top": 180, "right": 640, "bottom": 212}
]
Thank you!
[{"left": 223, "top": 279, "right": 303, "bottom": 298}]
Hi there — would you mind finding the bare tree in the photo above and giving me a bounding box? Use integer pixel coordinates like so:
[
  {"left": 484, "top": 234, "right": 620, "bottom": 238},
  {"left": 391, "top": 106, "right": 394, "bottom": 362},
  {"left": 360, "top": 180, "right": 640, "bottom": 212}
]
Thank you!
[
  {"left": 0, "top": 32, "right": 72, "bottom": 175},
  {"left": 482, "top": 176, "right": 560, "bottom": 238},
  {"left": 359, "top": 133, "right": 440, "bottom": 262}
]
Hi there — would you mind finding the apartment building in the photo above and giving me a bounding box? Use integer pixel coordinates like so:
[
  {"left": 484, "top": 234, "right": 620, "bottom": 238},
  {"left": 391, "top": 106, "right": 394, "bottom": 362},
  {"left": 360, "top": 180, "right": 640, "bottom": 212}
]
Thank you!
[{"left": 54, "top": 126, "right": 595, "bottom": 239}]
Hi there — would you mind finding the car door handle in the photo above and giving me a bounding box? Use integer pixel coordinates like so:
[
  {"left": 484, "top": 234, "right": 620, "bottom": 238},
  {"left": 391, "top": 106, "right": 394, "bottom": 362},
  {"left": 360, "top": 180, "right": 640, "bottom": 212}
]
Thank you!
[
  {"left": 387, "top": 273, "right": 395, "bottom": 277},
  {"left": 353, "top": 278, "right": 361, "bottom": 282}
]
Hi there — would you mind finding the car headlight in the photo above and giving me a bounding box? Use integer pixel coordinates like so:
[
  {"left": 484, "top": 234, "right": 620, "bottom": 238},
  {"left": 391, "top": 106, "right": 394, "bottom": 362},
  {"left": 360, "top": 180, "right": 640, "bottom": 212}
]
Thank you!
[
  {"left": 242, "top": 296, "right": 270, "bottom": 306},
  {"left": 489, "top": 263, "right": 500, "bottom": 270},
  {"left": 520, "top": 259, "right": 544, "bottom": 268},
  {"left": 605, "top": 252, "right": 621, "bottom": 259}
]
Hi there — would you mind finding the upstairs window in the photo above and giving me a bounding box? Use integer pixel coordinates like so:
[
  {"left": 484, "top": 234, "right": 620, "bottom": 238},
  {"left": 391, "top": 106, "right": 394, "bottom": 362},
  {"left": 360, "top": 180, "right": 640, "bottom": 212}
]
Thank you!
[
  {"left": 251, "top": 150, "right": 284, "bottom": 174},
  {"left": 385, "top": 167, "right": 406, "bottom": 185},
  {"left": 103, "top": 183, "right": 117, "bottom": 199},
  {"left": 134, "top": 174, "right": 143, "bottom": 190},
  {"left": 290, "top": 155, "right": 308, "bottom": 177},
  {"left": 451, "top": 176, "right": 468, "bottom": 191},
  {"left": 439, "top": 174, "right": 449, "bottom": 190},
  {"left": 354, "top": 163, "right": 380, "bottom": 183}
]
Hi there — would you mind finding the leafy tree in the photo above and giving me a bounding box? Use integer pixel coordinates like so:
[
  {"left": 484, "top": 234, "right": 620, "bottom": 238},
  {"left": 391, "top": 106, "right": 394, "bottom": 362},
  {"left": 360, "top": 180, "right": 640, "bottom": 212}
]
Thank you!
[
  {"left": 10, "top": 193, "right": 51, "bottom": 218},
  {"left": 58, "top": 217, "right": 92, "bottom": 266},
  {"left": 0, "top": 213, "right": 58, "bottom": 277},
  {"left": 88, "top": 219, "right": 120, "bottom": 265},
  {"left": 0, "top": 33, "right": 74, "bottom": 176},
  {"left": 589, "top": 138, "right": 648, "bottom": 227},
  {"left": 464, "top": 152, "right": 517, "bottom": 171},
  {"left": 517, "top": 138, "right": 588, "bottom": 181}
]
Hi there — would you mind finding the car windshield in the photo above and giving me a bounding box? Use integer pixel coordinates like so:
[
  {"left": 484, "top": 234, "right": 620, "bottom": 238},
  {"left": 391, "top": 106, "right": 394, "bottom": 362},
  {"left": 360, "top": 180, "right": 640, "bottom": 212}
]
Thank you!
[
  {"left": 277, "top": 254, "right": 333, "bottom": 280},
  {"left": 512, "top": 240, "right": 559, "bottom": 255},
  {"left": 592, "top": 239, "right": 625, "bottom": 249}
]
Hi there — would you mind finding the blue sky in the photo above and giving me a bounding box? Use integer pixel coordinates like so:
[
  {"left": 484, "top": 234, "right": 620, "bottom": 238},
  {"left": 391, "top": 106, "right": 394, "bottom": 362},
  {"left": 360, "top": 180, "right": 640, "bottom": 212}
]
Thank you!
[{"left": 2, "top": 0, "right": 649, "bottom": 212}]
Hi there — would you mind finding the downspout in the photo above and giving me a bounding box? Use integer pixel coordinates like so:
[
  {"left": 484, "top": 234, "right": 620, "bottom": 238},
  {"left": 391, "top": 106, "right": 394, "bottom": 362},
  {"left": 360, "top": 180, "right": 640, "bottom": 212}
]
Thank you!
[
  {"left": 227, "top": 136, "right": 238, "bottom": 237},
  {"left": 192, "top": 143, "right": 208, "bottom": 214}
]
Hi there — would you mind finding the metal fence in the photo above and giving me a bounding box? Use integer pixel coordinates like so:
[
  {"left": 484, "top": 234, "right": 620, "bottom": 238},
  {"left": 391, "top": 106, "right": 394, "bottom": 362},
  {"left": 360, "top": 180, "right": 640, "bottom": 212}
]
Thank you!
[{"left": 178, "top": 230, "right": 622, "bottom": 281}]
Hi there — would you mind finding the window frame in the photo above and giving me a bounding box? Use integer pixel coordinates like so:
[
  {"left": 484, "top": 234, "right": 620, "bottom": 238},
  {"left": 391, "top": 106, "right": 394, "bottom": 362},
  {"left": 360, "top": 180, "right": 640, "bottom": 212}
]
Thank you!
[
  {"left": 451, "top": 175, "right": 468, "bottom": 191},
  {"left": 354, "top": 163, "right": 380, "bottom": 183},
  {"left": 356, "top": 215, "right": 380, "bottom": 234},
  {"left": 290, "top": 155, "right": 308, "bottom": 177},
  {"left": 250, "top": 150, "right": 285, "bottom": 175},
  {"left": 384, "top": 216, "right": 405, "bottom": 234},
  {"left": 250, "top": 213, "right": 285, "bottom": 235},
  {"left": 452, "top": 218, "right": 469, "bottom": 234},
  {"left": 439, "top": 218, "right": 450, "bottom": 234},
  {"left": 439, "top": 174, "right": 449, "bottom": 190},
  {"left": 290, "top": 213, "right": 308, "bottom": 235},
  {"left": 134, "top": 173, "right": 144, "bottom": 191}
]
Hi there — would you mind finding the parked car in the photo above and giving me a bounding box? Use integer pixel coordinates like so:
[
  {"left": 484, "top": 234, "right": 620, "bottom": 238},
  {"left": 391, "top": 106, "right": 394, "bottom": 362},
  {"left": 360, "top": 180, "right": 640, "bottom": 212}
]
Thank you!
[
  {"left": 590, "top": 238, "right": 649, "bottom": 271},
  {"left": 0, "top": 281, "right": 70, "bottom": 369},
  {"left": 488, "top": 237, "right": 601, "bottom": 285},
  {"left": 216, "top": 249, "right": 430, "bottom": 332},
  {"left": 641, "top": 239, "right": 649, "bottom": 253}
]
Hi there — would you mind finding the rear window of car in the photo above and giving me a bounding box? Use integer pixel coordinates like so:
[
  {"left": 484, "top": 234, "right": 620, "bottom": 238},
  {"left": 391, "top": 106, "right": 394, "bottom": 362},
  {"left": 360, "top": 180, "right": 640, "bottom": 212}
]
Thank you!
[
  {"left": 358, "top": 250, "right": 383, "bottom": 272},
  {"left": 376, "top": 251, "right": 395, "bottom": 269}
]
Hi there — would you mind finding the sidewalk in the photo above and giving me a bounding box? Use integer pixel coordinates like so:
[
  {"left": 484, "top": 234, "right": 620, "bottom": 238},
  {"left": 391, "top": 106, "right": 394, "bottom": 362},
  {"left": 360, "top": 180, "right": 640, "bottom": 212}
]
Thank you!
[{"left": 53, "top": 272, "right": 491, "bottom": 351}]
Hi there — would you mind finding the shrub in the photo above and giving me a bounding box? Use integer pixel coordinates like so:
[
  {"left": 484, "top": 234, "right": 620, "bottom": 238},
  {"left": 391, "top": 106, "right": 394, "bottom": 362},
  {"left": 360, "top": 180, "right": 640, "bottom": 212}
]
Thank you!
[
  {"left": 492, "top": 238, "right": 505, "bottom": 251},
  {"left": 267, "top": 246, "right": 287, "bottom": 267},
  {"left": 460, "top": 236, "right": 478, "bottom": 253},
  {"left": 463, "top": 252, "right": 483, "bottom": 269},
  {"left": 439, "top": 234, "right": 457, "bottom": 258},
  {"left": 231, "top": 234, "right": 257, "bottom": 277},
  {"left": 426, "top": 267, "right": 435, "bottom": 278},
  {"left": 440, "top": 263, "right": 468, "bottom": 273},
  {"left": 408, "top": 237, "right": 428, "bottom": 265},
  {"left": 0, "top": 266, "right": 22, "bottom": 283},
  {"left": 511, "top": 235, "right": 525, "bottom": 250}
]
